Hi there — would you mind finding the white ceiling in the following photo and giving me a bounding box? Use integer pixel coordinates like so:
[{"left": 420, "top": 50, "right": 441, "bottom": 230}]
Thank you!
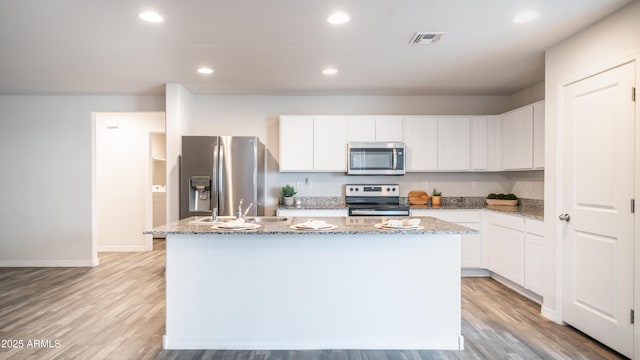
[{"left": 0, "top": 0, "right": 633, "bottom": 96}]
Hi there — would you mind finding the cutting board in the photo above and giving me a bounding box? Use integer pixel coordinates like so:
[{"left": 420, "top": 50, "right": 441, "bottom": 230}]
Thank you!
[{"left": 408, "top": 190, "right": 431, "bottom": 205}]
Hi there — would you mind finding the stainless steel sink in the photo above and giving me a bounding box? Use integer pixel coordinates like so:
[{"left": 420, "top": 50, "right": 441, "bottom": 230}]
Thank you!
[
  {"left": 244, "top": 216, "right": 290, "bottom": 223},
  {"left": 189, "top": 216, "right": 290, "bottom": 224},
  {"left": 188, "top": 216, "right": 236, "bottom": 224}
]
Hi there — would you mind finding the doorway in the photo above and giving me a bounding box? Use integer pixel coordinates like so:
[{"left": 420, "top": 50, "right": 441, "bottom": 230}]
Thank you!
[
  {"left": 561, "top": 61, "right": 635, "bottom": 357},
  {"left": 95, "top": 112, "right": 165, "bottom": 253}
]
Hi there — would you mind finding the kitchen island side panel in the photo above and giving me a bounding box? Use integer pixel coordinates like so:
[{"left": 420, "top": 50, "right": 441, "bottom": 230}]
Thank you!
[{"left": 164, "top": 233, "right": 462, "bottom": 350}]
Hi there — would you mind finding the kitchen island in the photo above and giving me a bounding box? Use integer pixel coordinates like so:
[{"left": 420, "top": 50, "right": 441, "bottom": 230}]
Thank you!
[{"left": 146, "top": 216, "right": 476, "bottom": 351}]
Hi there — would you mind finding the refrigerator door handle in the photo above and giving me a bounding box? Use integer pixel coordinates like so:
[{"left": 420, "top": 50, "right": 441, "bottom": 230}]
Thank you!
[
  {"left": 212, "top": 142, "right": 220, "bottom": 213},
  {"left": 217, "top": 143, "right": 225, "bottom": 214}
]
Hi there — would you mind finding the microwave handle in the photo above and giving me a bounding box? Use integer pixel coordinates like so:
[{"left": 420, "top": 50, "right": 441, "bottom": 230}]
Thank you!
[{"left": 392, "top": 148, "right": 398, "bottom": 169}]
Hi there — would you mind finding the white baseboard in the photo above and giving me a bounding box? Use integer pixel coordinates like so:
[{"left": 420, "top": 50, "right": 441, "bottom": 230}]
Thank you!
[
  {"left": 491, "top": 273, "right": 543, "bottom": 305},
  {"left": 98, "top": 245, "right": 152, "bottom": 252},
  {"left": 462, "top": 268, "right": 491, "bottom": 277},
  {"left": 0, "top": 258, "right": 98, "bottom": 267},
  {"left": 541, "top": 305, "right": 560, "bottom": 323}
]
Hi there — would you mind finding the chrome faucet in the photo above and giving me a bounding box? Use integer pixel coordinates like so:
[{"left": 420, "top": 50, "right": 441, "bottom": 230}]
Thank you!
[
  {"left": 236, "top": 199, "right": 244, "bottom": 218},
  {"left": 243, "top": 202, "right": 260, "bottom": 217}
]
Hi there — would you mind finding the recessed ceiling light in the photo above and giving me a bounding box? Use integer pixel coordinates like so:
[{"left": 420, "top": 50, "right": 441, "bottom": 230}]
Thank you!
[
  {"left": 139, "top": 11, "right": 164, "bottom": 23},
  {"left": 197, "top": 67, "right": 214, "bottom": 75},
  {"left": 327, "top": 12, "right": 350, "bottom": 25},
  {"left": 513, "top": 11, "right": 539, "bottom": 23},
  {"left": 322, "top": 67, "right": 338, "bottom": 75}
]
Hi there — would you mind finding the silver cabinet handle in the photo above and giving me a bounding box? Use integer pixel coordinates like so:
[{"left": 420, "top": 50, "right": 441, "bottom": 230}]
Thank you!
[{"left": 559, "top": 213, "right": 571, "bottom": 222}]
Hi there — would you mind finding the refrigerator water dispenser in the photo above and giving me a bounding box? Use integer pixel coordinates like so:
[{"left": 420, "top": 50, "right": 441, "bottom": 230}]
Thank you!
[{"left": 189, "top": 176, "right": 211, "bottom": 212}]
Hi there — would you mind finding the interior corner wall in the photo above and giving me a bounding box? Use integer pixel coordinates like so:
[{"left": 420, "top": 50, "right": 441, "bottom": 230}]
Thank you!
[
  {"left": 165, "top": 83, "right": 195, "bottom": 222},
  {"left": 0, "top": 95, "right": 164, "bottom": 266},
  {"left": 508, "top": 81, "right": 545, "bottom": 110},
  {"left": 544, "top": 0, "right": 640, "bottom": 322}
]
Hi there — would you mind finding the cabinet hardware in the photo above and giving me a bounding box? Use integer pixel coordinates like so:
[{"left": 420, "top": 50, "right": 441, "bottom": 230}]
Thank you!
[
  {"left": 631, "top": 309, "right": 635, "bottom": 324},
  {"left": 633, "top": 87, "right": 636, "bottom": 102},
  {"left": 632, "top": 199, "right": 635, "bottom": 214}
]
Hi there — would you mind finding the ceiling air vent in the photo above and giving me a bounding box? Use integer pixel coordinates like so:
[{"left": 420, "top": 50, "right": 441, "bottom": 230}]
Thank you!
[{"left": 409, "top": 32, "right": 446, "bottom": 45}]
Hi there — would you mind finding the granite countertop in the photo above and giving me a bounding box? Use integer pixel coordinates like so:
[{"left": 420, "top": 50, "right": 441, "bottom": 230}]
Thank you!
[
  {"left": 145, "top": 216, "right": 477, "bottom": 236},
  {"left": 280, "top": 196, "right": 544, "bottom": 220}
]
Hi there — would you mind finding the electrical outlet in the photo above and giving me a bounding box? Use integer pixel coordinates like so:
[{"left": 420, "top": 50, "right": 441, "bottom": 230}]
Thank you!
[
  {"left": 306, "top": 179, "right": 312, "bottom": 189},
  {"left": 296, "top": 181, "right": 303, "bottom": 190},
  {"left": 472, "top": 181, "right": 478, "bottom": 190},
  {"left": 422, "top": 181, "right": 429, "bottom": 190}
]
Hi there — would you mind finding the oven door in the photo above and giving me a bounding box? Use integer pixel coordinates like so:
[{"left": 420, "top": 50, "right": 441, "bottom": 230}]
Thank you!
[{"left": 347, "top": 142, "right": 405, "bottom": 175}]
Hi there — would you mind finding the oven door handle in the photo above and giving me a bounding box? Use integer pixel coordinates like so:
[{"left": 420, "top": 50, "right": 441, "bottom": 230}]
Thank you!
[{"left": 350, "top": 209, "right": 410, "bottom": 216}]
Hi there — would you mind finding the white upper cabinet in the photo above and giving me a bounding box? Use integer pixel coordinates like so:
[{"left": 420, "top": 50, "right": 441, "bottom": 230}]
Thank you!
[
  {"left": 502, "top": 104, "right": 534, "bottom": 170},
  {"left": 279, "top": 116, "right": 314, "bottom": 171},
  {"left": 533, "top": 101, "right": 545, "bottom": 169},
  {"left": 375, "top": 116, "right": 403, "bottom": 142},
  {"left": 313, "top": 116, "right": 347, "bottom": 171},
  {"left": 438, "top": 117, "right": 470, "bottom": 171},
  {"left": 279, "top": 116, "right": 346, "bottom": 172},
  {"left": 470, "top": 116, "right": 488, "bottom": 170},
  {"left": 346, "top": 116, "right": 403, "bottom": 142},
  {"left": 346, "top": 116, "right": 376, "bottom": 142},
  {"left": 404, "top": 117, "right": 438, "bottom": 171}
]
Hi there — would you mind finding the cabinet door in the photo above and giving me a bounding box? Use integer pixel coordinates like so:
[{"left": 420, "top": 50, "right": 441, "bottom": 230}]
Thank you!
[
  {"left": 502, "top": 106, "right": 533, "bottom": 169},
  {"left": 314, "top": 116, "right": 347, "bottom": 171},
  {"left": 524, "top": 219, "right": 544, "bottom": 295},
  {"left": 404, "top": 117, "right": 438, "bottom": 171},
  {"left": 438, "top": 117, "right": 470, "bottom": 170},
  {"left": 504, "top": 227, "right": 525, "bottom": 286},
  {"left": 488, "top": 225, "right": 507, "bottom": 276},
  {"left": 375, "top": 116, "right": 403, "bottom": 142},
  {"left": 279, "top": 116, "right": 314, "bottom": 171},
  {"left": 346, "top": 116, "right": 376, "bottom": 142},
  {"left": 533, "top": 101, "right": 545, "bottom": 169},
  {"left": 470, "top": 116, "right": 488, "bottom": 170},
  {"left": 486, "top": 115, "right": 502, "bottom": 171}
]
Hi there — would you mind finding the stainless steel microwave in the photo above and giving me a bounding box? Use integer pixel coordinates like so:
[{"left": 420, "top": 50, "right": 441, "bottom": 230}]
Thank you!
[{"left": 347, "top": 142, "right": 406, "bottom": 175}]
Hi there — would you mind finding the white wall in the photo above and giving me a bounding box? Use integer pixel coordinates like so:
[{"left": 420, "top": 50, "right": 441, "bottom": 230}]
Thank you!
[
  {"left": 185, "top": 94, "right": 540, "bottom": 214},
  {"left": 96, "top": 112, "right": 164, "bottom": 252},
  {"left": 165, "top": 84, "right": 195, "bottom": 222},
  {"left": 0, "top": 96, "right": 164, "bottom": 266},
  {"left": 544, "top": 0, "right": 640, "bottom": 323}
]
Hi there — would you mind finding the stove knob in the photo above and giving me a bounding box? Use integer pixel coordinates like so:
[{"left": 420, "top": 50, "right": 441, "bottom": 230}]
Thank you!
[
  {"left": 349, "top": 187, "right": 353, "bottom": 192},
  {"left": 386, "top": 187, "right": 390, "bottom": 192},
  {"left": 355, "top": 188, "right": 359, "bottom": 191},
  {"left": 392, "top": 187, "right": 396, "bottom": 192}
]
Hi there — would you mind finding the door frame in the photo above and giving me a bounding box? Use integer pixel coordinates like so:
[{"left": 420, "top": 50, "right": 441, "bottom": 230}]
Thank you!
[{"left": 553, "top": 54, "right": 639, "bottom": 357}]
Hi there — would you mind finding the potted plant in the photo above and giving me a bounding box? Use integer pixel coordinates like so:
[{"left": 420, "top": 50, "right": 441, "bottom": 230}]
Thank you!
[
  {"left": 281, "top": 184, "right": 297, "bottom": 206},
  {"left": 431, "top": 188, "right": 442, "bottom": 206}
]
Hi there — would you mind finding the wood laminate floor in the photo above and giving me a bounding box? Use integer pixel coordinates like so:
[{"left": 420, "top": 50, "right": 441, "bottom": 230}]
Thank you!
[{"left": 0, "top": 240, "right": 626, "bottom": 360}]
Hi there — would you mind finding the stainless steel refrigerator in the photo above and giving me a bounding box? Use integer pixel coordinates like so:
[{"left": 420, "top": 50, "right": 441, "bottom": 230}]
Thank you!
[{"left": 180, "top": 136, "right": 265, "bottom": 219}]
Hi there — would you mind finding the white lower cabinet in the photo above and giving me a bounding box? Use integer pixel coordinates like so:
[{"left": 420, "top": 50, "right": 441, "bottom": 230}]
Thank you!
[
  {"left": 524, "top": 218, "right": 544, "bottom": 295},
  {"left": 487, "top": 212, "right": 543, "bottom": 296},
  {"left": 276, "top": 208, "right": 348, "bottom": 217},
  {"left": 411, "top": 209, "right": 482, "bottom": 268}
]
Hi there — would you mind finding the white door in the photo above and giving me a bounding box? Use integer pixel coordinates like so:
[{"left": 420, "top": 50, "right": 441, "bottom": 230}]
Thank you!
[{"left": 562, "top": 62, "right": 635, "bottom": 357}]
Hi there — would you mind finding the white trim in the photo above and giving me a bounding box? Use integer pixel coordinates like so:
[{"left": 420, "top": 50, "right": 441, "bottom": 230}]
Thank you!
[
  {"left": 162, "top": 335, "right": 464, "bottom": 351},
  {"left": 98, "top": 245, "right": 151, "bottom": 252},
  {"left": 541, "top": 305, "right": 560, "bottom": 324},
  {"left": 491, "top": 273, "right": 543, "bottom": 305},
  {"left": 0, "top": 258, "right": 99, "bottom": 267},
  {"left": 462, "top": 268, "right": 491, "bottom": 277}
]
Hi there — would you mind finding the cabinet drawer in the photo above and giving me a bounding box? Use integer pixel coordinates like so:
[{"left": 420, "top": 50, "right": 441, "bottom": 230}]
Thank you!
[{"left": 488, "top": 212, "right": 524, "bottom": 231}]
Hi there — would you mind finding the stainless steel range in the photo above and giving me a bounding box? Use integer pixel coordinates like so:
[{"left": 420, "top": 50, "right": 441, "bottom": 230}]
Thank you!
[{"left": 345, "top": 184, "right": 409, "bottom": 216}]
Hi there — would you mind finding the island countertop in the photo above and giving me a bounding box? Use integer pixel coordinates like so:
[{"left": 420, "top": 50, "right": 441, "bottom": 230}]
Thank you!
[{"left": 145, "top": 216, "right": 477, "bottom": 236}]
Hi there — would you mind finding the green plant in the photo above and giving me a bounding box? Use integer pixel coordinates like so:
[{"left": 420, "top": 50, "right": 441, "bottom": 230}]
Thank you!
[
  {"left": 486, "top": 193, "right": 518, "bottom": 200},
  {"left": 281, "top": 184, "right": 297, "bottom": 197},
  {"left": 432, "top": 188, "right": 442, "bottom": 197}
]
